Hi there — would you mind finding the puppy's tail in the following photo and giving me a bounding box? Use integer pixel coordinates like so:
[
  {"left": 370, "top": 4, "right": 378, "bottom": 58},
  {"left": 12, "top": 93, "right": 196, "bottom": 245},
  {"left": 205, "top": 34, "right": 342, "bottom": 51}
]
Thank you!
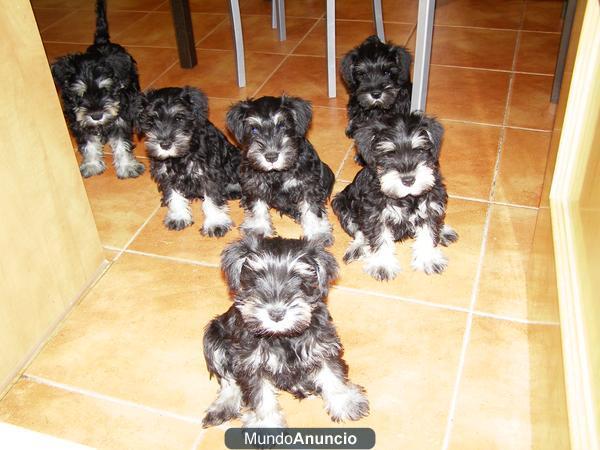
[{"left": 94, "top": 0, "right": 110, "bottom": 45}]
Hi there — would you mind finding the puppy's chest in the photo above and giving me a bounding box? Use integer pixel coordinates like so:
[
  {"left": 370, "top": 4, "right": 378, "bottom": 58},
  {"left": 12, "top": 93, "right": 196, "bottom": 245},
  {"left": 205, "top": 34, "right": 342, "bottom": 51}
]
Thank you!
[{"left": 381, "top": 199, "right": 430, "bottom": 229}]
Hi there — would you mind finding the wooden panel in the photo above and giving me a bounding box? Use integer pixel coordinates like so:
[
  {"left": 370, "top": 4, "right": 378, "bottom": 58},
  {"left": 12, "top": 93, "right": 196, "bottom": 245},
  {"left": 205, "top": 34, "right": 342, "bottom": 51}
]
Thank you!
[{"left": 0, "top": 0, "right": 104, "bottom": 393}]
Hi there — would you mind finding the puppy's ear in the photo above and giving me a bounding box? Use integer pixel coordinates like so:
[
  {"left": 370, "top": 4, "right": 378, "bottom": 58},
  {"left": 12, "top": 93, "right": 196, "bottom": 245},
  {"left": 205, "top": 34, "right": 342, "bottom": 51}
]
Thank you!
[
  {"left": 282, "top": 96, "right": 312, "bottom": 136},
  {"left": 354, "top": 122, "right": 385, "bottom": 167},
  {"left": 392, "top": 46, "right": 412, "bottom": 83},
  {"left": 418, "top": 114, "right": 444, "bottom": 160},
  {"left": 133, "top": 91, "right": 150, "bottom": 133},
  {"left": 51, "top": 55, "right": 76, "bottom": 90},
  {"left": 303, "top": 240, "right": 339, "bottom": 296},
  {"left": 105, "top": 52, "right": 137, "bottom": 90},
  {"left": 226, "top": 100, "right": 252, "bottom": 143},
  {"left": 340, "top": 48, "right": 358, "bottom": 88},
  {"left": 182, "top": 86, "right": 208, "bottom": 121},
  {"left": 221, "top": 235, "right": 259, "bottom": 291}
]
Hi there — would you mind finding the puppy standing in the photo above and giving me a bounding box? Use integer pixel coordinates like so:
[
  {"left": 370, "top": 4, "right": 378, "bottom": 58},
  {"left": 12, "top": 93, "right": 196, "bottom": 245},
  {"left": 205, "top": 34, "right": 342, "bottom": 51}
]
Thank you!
[
  {"left": 203, "top": 236, "right": 369, "bottom": 428},
  {"left": 227, "top": 96, "right": 335, "bottom": 245},
  {"left": 332, "top": 112, "right": 458, "bottom": 281},
  {"left": 138, "top": 87, "right": 241, "bottom": 237},
  {"left": 51, "top": 0, "right": 144, "bottom": 179},
  {"left": 341, "top": 35, "right": 413, "bottom": 139}
]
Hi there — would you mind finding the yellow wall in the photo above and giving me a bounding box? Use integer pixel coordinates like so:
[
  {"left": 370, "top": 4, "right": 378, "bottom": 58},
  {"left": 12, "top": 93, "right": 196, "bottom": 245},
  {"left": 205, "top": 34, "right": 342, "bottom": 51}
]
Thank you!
[{"left": 0, "top": 0, "right": 105, "bottom": 393}]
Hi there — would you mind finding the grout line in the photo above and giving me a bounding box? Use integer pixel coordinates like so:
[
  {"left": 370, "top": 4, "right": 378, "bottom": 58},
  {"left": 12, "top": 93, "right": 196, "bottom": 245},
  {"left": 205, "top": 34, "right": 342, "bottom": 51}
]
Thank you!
[
  {"left": 37, "top": 9, "right": 78, "bottom": 34},
  {"left": 334, "top": 143, "right": 355, "bottom": 179},
  {"left": 111, "top": 205, "right": 161, "bottom": 263},
  {"left": 191, "top": 430, "right": 206, "bottom": 450},
  {"left": 120, "top": 248, "right": 220, "bottom": 269},
  {"left": 439, "top": 117, "right": 552, "bottom": 132},
  {"left": 404, "top": 23, "right": 418, "bottom": 47},
  {"left": 250, "top": 14, "right": 325, "bottom": 98},
  {"left": 440, "top": 3, "right": 526, "bottom": 446},
  {"left": 22, "top": 374, "right": 203, "bottom": 425},
  {"left": 195, "top": 16, "right": 229, "bottom": 48},
  {"left": 471, "top": 310, "right": 560, "bottom": 326},
  {"left": 430, "top": 63, "right": 554, "bottom": 77}
]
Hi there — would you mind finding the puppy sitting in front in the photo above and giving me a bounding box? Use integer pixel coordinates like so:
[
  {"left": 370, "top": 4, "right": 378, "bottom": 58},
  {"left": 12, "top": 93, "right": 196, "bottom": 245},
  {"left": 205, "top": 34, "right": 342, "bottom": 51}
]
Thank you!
[
  {"left": 138, "top": 86, "right": 241, "bottom": 237},
  {"left": 51, "top": 0, "right": 145, "bottom": 179},
  {"left": 341, "top": 35, "right": 413, "bottom": 139},
  {"left": 227, "top": 96, "right": 335, "bottom": 245},
  {"left": 332, "top": 112, "right": 458, "bottom": 281},
  {"left": 202, "top": 236, "right": 369, "bottom": 428}
]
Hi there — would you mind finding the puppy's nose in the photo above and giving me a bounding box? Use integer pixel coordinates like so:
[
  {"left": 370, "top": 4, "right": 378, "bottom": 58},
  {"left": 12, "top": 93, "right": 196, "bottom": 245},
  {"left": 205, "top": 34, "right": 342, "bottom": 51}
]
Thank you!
[
  {"left": 90, "top": 111, "right": 104, "bottom": 121},
  {"left": 371, "top": 90, "right": 382, "bottom": 99},
  {"left": 160, "top": 140, "right": 173, "bottom": 149},
  {"left": 264, "top": 152, "right": 279, "bottom": 163},
  {"left": 268, "top": 308, "right": 286, "bottom": 322},
  {"left": 401, "top": 175, "right": 416, "bottom": 186}
]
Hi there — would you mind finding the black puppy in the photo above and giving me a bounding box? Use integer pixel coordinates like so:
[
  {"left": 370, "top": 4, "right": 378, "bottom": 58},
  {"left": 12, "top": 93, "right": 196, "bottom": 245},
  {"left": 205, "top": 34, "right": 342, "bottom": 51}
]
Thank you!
[
  {"left": 227, "top": 96, "right": 335, "bottom": 245},
  {"left": 332, "top": 112, "right": 458, "bottom": 281},
  {"left": 203, "top": 236, "right": 369, "bottom": 428},
  {"left": 137, "top": 86, "right": 241, "bottom": 237},
  {"left": 51, "top": 0, "right": 144, "bottom": 179},
  {"left": 341, "top": 35, "right": 413, "bottom": 139}
]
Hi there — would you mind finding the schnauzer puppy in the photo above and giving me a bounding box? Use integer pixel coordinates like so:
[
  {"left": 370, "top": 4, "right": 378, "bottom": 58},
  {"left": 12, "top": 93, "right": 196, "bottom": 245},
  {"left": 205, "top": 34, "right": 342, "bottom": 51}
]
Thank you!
[
  {"left": 341, "top": 35, "right": 413, "bottom": 139},
  {"left": 332, "top": 112, "right": 458, "bottom": 281},
  {"left": 51, "top": 0, "right": 144, "bottom": 179},
  {"left": 137, "top": 86, "right": 242, "bottom": 237},
  {"left": 203, "top": 236, "right": 369, "bottom": 428},
  {"left": 227, "top": 96, "right": 335, "bottom": 245}
]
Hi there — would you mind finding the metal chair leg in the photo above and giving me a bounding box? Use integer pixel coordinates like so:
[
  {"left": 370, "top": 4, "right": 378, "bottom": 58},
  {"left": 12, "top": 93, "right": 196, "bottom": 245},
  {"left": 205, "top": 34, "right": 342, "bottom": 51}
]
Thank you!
[
  {"left": 551, "top": 0, "right": 576, "bottom": 103},
  {"left": 326, "top": 0, "right": 336, "bottom": 98},
  {"left": 411, "top": 0, "right": 436, "bottom": 112},
  {"left": 272, "top": 0, "right": 277, "bottom": 28},
  {"left": 373, "top": 0, "right": 385, "bottom": 41},
  {"left": 276, "top": 0, "right": 286, "bottom": 41},
  {"left": 229, "top": 0, "right": 246, "bottom": 87}
]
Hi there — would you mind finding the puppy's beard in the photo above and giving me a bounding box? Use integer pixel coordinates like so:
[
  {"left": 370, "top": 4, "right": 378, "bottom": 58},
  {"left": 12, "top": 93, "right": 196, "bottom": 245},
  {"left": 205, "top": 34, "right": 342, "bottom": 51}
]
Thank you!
[
  {"left": 379, "top": 163, "right": 435, "bottom": 198},
  {"left": 357, "top": 87, "right": 400, "bottom": 110},
  {"left": 246, "top": 138, "right": 296, "bottom": 172},
  {"left": 145, "top": 131, "right": 191, "bottom": 159},
  {"left": 75, "top": 100, "right": 120, "bottom": 128},
  {"left": 237, "top": 299, "right": 312, "bottom": 336}
]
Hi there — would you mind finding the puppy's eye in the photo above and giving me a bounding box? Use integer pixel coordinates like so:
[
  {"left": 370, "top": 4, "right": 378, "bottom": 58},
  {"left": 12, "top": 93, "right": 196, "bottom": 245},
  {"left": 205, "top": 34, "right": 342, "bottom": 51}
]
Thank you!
[
  {"left": 175, "top": 114, "right": 186, "bottom": 123},
  {"left": 251, "top": 127, "right": 259, "bottom": 135},
  {"left": 275, "top": 122, "right": 285, "bottom": 131}
]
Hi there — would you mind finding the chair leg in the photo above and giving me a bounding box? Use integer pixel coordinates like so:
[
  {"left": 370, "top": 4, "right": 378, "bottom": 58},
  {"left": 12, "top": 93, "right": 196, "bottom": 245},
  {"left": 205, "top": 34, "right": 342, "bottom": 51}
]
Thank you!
[
  {"left": 411, "top": 0, "right": 436, "bottom": 112},
  {"left": 373, "top": 0, "right": 385, "bottom": 42},
  {"left": 170, "top": 0, "right": 197, "bottom": 68},
  {"left": 229, "top": 0, "right": 246, "bottom": 88},
  {"left": 272, "top": 0, "right": 277, "bottom": 28},
  {"left": 551, "top": 0, "right": 576, "bottom": 103},
  {"left": 326, "top": 0, "right": 336, "bottom": 98},
  {"left": 276, "top": 0, "right": 286, "bottom": 41}
]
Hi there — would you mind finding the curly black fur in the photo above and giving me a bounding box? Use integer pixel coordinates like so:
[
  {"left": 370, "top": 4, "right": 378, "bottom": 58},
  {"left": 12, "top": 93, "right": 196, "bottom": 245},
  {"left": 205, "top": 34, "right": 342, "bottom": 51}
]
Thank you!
[
  {"left": 227, "top": 96, "right": 335, "bottom": 245},
  {"left": 137, "top": 86, "right": 241, "bottom": 237},
  {"left": 51, "top": 0, "right": 144, "bottom": 179},
  {"left": 341, "top": 35, "right": 413, "bottom": 141},
  {"left": 202, "top": 236, "right": 369, "bottom": 428}
]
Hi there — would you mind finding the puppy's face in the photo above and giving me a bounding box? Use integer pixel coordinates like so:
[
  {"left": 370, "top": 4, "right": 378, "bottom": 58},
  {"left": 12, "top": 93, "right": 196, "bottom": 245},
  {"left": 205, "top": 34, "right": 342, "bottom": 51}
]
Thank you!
[
  {"left": 227, "top": 96, "right": 312, "bottom": 172},
  {"left": 222, "top": 237, "right": 337, "bottom": 336},
  {"left": 356, "top": 114, "right": 444, "bottom": 199},
  {"left": 52, "top": 53, "right": 136, "bottom": 129},
  {"left": 341, "top": 35, "right": 412, "bottom": 111},
  {"left": 138, "top": 87, "right": 208, "bottom": 160}
]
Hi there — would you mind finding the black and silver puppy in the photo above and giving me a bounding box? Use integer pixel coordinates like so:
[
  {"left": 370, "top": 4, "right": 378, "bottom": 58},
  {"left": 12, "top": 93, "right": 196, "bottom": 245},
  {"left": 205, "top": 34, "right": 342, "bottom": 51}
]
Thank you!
[
  {"left": 51, "top": 0, "right": 144, "bottom": 179},
  {"left": 203, "top": 236, "right": 369, "bottom": 428},
  {"left": 227, "top": 96, "right": 335, "bottom": 245},
  {"left": 137, "top": 86, "right": 241, "bottom": 237},
  {"left": 341, "top": 35, "right": 413, "bottom": 139},
  {"left": 332, "top": 112, "right": 458, "bottom": 281}
]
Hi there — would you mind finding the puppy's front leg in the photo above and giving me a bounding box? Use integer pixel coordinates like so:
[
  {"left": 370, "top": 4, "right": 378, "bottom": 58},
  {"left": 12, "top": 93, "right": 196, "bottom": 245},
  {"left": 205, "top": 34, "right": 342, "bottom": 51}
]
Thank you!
[
  {"left": 363, "top": 223, "right": 401, "bottom": 281},
  {"left": 109, "top": 135, "right": 145, "bottom": 179},
  {"left": 201, "top": 195, "right": 233, "bottom": 238},
  {"left": 241, "top": 199, "right": 273, "bottom": 237},
  {"left": 299, "top": 201, "right": 333, "bottom": 246},
  {"left": 163, "top": 189, "right": 193, "bottom": 230},
  {"left": 79, "top": 135, "right": 106, "bottom": 177},
  {"left": 314, "top": 361, "right": 369, "bottom": 422},
  {"left": 242, "top": 377, "right": 286, "bottom": 428},
  {"left": 411, "top": 223, "right": 448, "bottom": 274}
]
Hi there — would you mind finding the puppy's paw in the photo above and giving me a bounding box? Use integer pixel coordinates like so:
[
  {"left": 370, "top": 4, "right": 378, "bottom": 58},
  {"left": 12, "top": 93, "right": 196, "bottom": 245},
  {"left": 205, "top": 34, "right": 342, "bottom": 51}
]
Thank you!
[
  {"left": 116, "top": 161, "right": 145, "bottom": 179},
  {"left": 202, "top": 407, "right": 238, "bottom": 428},
  {"left": 343, "top": 243, "right": 366, "bottom": 264},
  {"left": 80, "top": 160, "right": 106, "bottom": 178},
  {"left": 326, "top": 383, "right": 370, "bottom": 422},
  {"left": 241, "top": 223, "right": 273, "bottom": 238},
  {"left": 164, "top": 216, "right": 193, "bottom": 231},
  {"left": 363, "top": 256, "right": 401, "bottom": 281},
  {"left": 439, "top": 225, "right": 459, "bottom": 247},
  {"left": 202, "top": 222, "right": 232, "bottom": 238},
  {"left": 411, "top": 247, "right": 448, "bottom": 274},
  {"left": 308, "top": 232, "right": 334, "bottom": 247},
  {"left": 242, "top": 412, "right": 287, "bottom": 429}
]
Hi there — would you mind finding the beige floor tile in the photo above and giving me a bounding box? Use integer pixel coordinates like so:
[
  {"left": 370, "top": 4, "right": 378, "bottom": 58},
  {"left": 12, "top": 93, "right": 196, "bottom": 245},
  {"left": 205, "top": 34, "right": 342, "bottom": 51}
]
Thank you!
[
  {"left": 495, "top": 128, "right": 552, "bottom": 207},
  {"left": 329, "top": 198, "right": 487, "bottom": 309},
  {"left": 477, "top": 205, "right": 559, "bottom": 322},
  {"left": 434, "top": 0, "right": 525, "bottom": 29},
  {"left": 337, "top": 0, "right": 418, "bottom": 23},
  {"left": 33, "top": 8, "right": 73, "bottom": 32},
  {"left": 523, "top": 0, "right": 564, "bottom": 32},
  {"left": 448, "top": 317, "right": 569, "bottom": 449},
  {"left": 0, "top": 379, "right": 201, "bottom": 450},
  {"left": 508, "top": 74, "right": 557, "bottom": 130},
  {"left": 26, "top": 253, "right": 230, "bottom": 417},
  {"left": 516, "top": 31, "right": 561, "bottom": 74},
  {"left": 126, "top": 47, "right": 179, "bottom": 89},
  {"left": 427, "top": 66, "right": 511, "bottom": 125}
]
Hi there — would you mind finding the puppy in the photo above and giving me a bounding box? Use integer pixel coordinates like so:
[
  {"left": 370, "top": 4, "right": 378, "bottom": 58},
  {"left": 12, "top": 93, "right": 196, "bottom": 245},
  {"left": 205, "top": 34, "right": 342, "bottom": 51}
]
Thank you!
[
  {"left": 227, "top": 96, "right": 335, "bottom": 245},
  {"left": 51, "top": 0, "right": 144, "bottom": 179},
  {"left": 202, "top": 236, "right": 369, "bottom": 428},
  {"left": 341, "top": 35, "right": 413, "bottom": 139},
  {"left": 332, "top": 112, "right": 458, "bottom": 281},
  {"left": 137, "top": 86, "right": 241, "bottom": 237}
]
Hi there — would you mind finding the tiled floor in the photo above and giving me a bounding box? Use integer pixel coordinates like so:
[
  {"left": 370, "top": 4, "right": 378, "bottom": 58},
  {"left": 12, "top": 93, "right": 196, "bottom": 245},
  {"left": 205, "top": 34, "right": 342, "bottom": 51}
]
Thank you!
[{"left": 0, "top": 0, "right": 570, "bottom": 448}]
